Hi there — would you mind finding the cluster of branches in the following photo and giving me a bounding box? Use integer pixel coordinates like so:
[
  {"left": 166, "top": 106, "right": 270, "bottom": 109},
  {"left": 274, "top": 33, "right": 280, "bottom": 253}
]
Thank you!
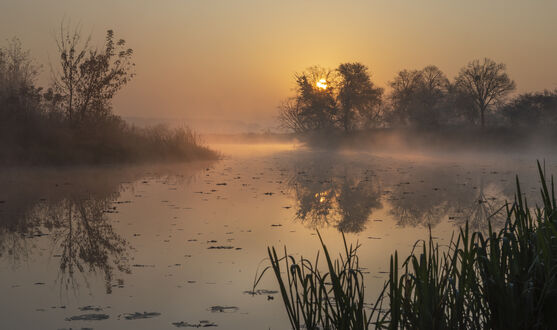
[
  {"left": 50, "top": 26, "right": 135, "bottom": 123},
  {"left": 0, "top": 24, "right": 216, "bottom": 165},
  {"left": 280, "top": 59, "right": 557, "bottom": 133},
  {"left": 0, "top": 25, "right": 134, "bottom": 126},
  {"left": 279, "top": 63, "right": 383, "bottom": 133}
]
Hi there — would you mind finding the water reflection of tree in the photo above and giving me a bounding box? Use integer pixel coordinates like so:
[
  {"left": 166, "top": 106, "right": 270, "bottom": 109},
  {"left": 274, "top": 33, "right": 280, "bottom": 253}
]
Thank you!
[
  {"left": 387, "top": 167, "right": 509, "bottom": 232},
  {"left": 287, "top": 156, "right": 382, "bottom": 233},
  {"left": 42, "top": 198, "right": 130, "bottom": 294},
  {"left": 283, "top": 155, "right": 531, "bottom": 233},
  {"left": 336, "top": 175, "right": 382, "bottom": 232},
  {"left": 0, "top": 194, "right": 44, "bottom": 264},
  {"left": 451, "top": 182, "right": 508, "bottom": 232},
  {"left": 0, "top": 189, "right": 130, "bottom": 294},
  {"left": 0, "top": 164, "right": 207, "bottom": 294}
]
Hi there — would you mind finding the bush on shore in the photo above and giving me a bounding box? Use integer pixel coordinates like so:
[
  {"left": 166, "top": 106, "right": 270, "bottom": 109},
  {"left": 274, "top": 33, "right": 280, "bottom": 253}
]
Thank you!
[{"left": 0, "top": 30, "right": 217, "bottom": 165}]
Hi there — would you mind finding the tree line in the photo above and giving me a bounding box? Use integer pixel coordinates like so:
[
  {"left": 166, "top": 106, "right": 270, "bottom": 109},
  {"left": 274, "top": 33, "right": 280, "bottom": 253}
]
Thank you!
[
  {"left": 279, "top": 59, "right": 557, "bottom": 133},
  {"left": 0, "top": 24, "right": 216, "bottom": 165}
]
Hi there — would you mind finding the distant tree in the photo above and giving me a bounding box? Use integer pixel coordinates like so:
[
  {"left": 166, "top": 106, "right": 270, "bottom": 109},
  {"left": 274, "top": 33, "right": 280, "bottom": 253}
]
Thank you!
[
  {"left": 336, "top": 62, "right": 383, "bottom": 131},
  {"left": 455, "top": 58, "right": 515, "bottom": 127},
  {"left": 389, "top": 65, "right": 448, "bottom": 127},
  {"left": 500, "top": 90, "right": 557, "bottom": 127},
  {"left": 0, "top": 38, "right": 42, "bottom": 118},
  {"left": 440, "top": 82, "right": 478, "bottom": 126},
  {"left": 52, "top": 24, "right": 135, "bottom": 123},
  {"left": 420, "top": 66, "right": 451, "bottom": 125},
  {"left": 421, "top": 65, "right": 448, "bottom": 93},
  {"left": 278, "top": 98, "right": 307, "bottom": 133},
  {"left": 279, "top": 63, "right": 383, "bottom": 133},
  {"left": 389, "top": 69, "right": 423, "bottom": 126},
  {"left": 278, "top": 66, "right": 337, "bottom": 132}
]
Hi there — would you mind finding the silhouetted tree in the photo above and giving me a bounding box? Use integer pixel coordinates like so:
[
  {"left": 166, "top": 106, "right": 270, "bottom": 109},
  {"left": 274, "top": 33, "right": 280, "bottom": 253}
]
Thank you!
[
  {"left": 279, "top": 63, "right": 382, "bottom": 133},
  {"left": 388, "top": 69, "right": 420, "bottom": 126},
  {"left": 500, "top": 90, "right": 557, "bottom": 127},
  {"left": 388, "top": 65, "right": 449, "bottom": 127},
  {"left": 336, "top": 62, "right": 383, "bottom": 131},
  {"left": 455, "top": 58, "right": 515, "bottom": 127},
  {"left": 278, "top": 66, "right": 337, "bottom": 132},
  {"left": 0, "top": 38, "right": 42, "bottom": 119},
  {"left": 52, "top": 24, "right": 135, "bottom": 123},
  {"left": 443, "top": 82, "right": 477, "bottom": 126},
  {"left": 278, "top": 98, "right": 312, "bottom": 133},
  {"left": 296, "top": 66, "right": 337, "bottom": 130}
]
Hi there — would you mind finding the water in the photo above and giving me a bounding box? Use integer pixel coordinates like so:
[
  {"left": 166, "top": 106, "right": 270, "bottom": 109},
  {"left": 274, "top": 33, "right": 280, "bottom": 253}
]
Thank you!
[{"left": 0, "top": 143, "right": 553, "bottom": 329}]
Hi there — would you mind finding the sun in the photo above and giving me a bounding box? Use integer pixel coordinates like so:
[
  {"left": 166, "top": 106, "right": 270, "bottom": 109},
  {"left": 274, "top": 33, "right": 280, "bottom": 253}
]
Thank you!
[{"left": 316, "top": 78, "right": 327, "bottom": 90}]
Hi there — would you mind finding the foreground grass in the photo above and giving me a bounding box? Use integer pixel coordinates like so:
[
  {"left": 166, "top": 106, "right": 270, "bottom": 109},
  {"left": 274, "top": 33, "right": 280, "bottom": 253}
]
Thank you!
[{"left": 256, "top": 161, "right": 557, "bottom": 329}]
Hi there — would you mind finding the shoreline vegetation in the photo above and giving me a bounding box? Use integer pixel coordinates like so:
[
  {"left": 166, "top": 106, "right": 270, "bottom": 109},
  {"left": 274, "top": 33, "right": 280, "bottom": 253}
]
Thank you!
[
  {"left": 204, "top": 127, "right": 557, "bottom": 155},
  {"left": 298, "top": 127, "right": 557, "bottom": 153},
  {"left": 0, "top": 26, "right": 217, "bottom": 166},
  {"left": 277, "top": 61, "right": 557, "bottom": 152},
  {"left": 205, "top": 57, "right": 556, "bottom": 153},
  {"left": 256, "top": 161, "right": 557, "bottom": 329}
]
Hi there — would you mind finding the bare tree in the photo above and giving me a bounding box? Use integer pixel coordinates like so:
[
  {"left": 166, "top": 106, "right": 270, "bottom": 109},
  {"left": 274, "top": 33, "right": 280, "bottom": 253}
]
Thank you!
[
  {"left": 52, "top": 23, "right": 134, "bottom": 123},
  {"left": 421, "top": 65, "right": 449, "bottom": 93},
  {"left": 52, "top": 24, "right": 88, "bottom": 121},
  {"left": 278, "top": 98, "right": 307, "bottom": 133},
  {"left": 455, "top": 58, "right": 515, "bottom": 127}
]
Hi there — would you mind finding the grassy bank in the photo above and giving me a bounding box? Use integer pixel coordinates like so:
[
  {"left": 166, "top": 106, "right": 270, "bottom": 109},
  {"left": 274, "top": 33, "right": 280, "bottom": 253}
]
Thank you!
[
  {"left": 1, "top": 32, "right": 218, "bottom": 166},
  {"left": 257, "top": 161, "right": 557, "bottom": 329},
  {"left": 0, "top": 113, "right": 218, "bottom": 165}
]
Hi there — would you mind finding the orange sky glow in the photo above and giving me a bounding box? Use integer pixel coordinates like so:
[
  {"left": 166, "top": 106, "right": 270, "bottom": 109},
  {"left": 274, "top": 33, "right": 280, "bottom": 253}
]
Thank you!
[{"left": 1, "top": 0, "right": 556, "bottom": 132}]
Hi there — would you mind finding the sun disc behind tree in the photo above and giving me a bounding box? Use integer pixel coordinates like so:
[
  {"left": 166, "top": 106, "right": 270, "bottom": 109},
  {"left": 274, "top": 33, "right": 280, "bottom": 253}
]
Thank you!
[{"left": 316, "top": 78, "right": 328, "bottom": 90}]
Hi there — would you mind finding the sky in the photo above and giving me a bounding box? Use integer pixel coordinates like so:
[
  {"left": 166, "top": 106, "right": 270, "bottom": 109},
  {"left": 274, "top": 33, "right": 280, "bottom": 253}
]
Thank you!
[{"left": 1, "top": 0, "right": 556, "bottom": 132}]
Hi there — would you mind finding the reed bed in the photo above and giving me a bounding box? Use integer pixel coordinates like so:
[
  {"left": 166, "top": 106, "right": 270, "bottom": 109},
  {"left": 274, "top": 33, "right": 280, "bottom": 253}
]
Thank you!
[{"left": 256, "top": 161, "right": 557, "bottom": 329}]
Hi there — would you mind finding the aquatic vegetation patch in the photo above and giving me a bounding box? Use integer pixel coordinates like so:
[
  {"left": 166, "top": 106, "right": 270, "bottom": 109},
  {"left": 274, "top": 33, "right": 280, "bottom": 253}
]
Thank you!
[
  {"left": 207, "top": 246, "right": 242, "bottom": 250},
  {"left": 78, "top": 305, "right": 104, "bottom": 312},
  {"left": 209, "top": 306, "right": 239, "bottom": 313},
  {"left": 172, "top": 320, "right": 218, "bottom": 327},
  {"left": 243, "top": 289, "right": 278, "bottom": 295},
  {"left": 122, "top": 311, "right": 161, "bottom": 320},
  {"left": 65, "top": 314, "right": 109, "bottom": 321}
]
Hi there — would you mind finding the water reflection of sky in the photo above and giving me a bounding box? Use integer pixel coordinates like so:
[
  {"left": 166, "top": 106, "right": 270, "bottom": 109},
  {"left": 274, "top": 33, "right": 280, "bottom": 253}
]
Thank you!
[{"left": 0, "top": 145, "right": 553, "bottom": 329}]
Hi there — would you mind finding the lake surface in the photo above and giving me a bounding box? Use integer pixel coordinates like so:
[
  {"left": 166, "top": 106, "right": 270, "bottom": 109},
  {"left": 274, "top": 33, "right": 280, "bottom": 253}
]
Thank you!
[{"left": 0, "top": 143, "right": 554, "bottom": 329}]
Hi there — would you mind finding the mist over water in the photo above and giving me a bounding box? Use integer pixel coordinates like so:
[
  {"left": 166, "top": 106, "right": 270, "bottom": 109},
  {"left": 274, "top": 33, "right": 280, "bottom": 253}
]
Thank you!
[
  {"left": 0, "top": 142, "right": 553, "bottom": 329},
  {"left": 2, "top": 0, "right": 557, "bottom": 327}
]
